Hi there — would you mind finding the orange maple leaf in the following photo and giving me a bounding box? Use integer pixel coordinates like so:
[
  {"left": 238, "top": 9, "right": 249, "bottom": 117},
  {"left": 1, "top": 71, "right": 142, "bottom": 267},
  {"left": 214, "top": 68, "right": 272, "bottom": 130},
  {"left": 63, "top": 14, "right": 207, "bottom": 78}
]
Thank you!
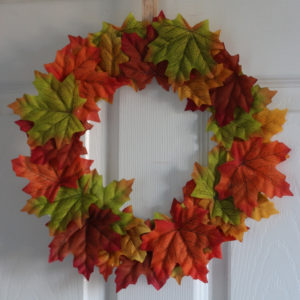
[
  {"left": 141, "top": 199, "right": 228, "bottom": 282},
  {"left": 115, "top": 254, "right": 167, "bottom": 292},
  {"left": 174, "top": 64, "right": 232, "bottom": 106},
  {"left": 253, "top": 108, "right": 287, "bottom": 142},
  {"left": 215, "top": 137, "right": 292, "bottom": 216},
  {"left": 12, "top": 155, "right": 92, "bottom": 202},
  {"left": 211, "top": 214, "right": 248, "bottom": 242},
  {"left": 97, "top": 250, "right": 122, "bottom": 281}
]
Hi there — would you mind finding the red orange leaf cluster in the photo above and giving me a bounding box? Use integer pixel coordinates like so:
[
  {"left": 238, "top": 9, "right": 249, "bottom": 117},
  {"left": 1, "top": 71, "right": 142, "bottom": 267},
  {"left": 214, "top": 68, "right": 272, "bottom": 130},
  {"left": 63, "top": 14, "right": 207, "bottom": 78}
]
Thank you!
[{"left": 49, "top": 204, "right": 121, "bottom": 279}]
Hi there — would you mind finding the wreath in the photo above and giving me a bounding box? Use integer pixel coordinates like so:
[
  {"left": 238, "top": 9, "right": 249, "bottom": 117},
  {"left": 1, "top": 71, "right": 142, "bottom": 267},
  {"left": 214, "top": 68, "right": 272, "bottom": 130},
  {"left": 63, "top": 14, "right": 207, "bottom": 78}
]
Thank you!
[{"left": 9, "top": 11, "right": 292, "bottom": 291}]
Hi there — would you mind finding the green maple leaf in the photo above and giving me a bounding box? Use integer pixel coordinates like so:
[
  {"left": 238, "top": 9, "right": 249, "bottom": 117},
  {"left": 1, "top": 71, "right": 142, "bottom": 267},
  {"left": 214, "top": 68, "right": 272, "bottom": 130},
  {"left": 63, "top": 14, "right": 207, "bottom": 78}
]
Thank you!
[
  {"left": 9, "top": 72, "right": 85, "bottom": 147},
  {"left": 191, "top": 147, "right": 226, "bottom": 199},
  {"left": 96, "top": 178, "right": 135, "bottom": 234},
  {"left": 250, "top": 84, "right": 277, "bottom": 114},
  {"left": 120, "top": 12, "right": 146, "bottom": 37},
  {"left": 22, "top": 172, "right": 134, "bottom": 234},
  {"left": 90, "top": 13, "right": 146, "bottom": 46},
  {"left": 211, "top": 199, "right": 241, "bottom": 225},
  {"left": 22, "top": 173, "right": 102, "bottom": 233},
  {"left": 146, "top": 14, "right": 223, "bottom": 83},
  {"left": 207, "top": 110, "right": 261, "bottom": 149}
]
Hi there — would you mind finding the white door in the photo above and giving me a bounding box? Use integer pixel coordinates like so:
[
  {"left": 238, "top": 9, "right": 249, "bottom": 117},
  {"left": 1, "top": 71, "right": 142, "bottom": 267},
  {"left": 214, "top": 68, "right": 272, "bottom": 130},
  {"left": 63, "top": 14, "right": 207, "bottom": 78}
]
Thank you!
[{"left": 1, "top": 1, "right": 300, "bottom": 299}]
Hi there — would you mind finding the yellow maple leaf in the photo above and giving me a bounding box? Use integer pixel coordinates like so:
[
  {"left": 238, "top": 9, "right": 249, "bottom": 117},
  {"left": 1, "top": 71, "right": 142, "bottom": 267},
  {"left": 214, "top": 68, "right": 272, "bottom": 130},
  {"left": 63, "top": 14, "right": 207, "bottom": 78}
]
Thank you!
[
  {"left": 174, "top": 64, "right": 232, "bottom": 106},
  {"left": 171, "top": 266, "right": 184, "bottom": 284},
  {"left": 97, "top": 250, "right": 122, "bottom": 280},
  {"left": 121, "top": 217, "right": 150, "bottom": 262},
  {"left": 252, "top": 85, "right": 277, "bottom": 110},
  {"left": 212, "top": 213, "right": 248, "bottom": 242},
  {"left": 251, "top": 193, "right": 279, "bottom": 221},
  {"left": 93, "top": 25, "right": 129, "bottom": 77},
  {"left": 253, "top": 108, "right": 287, "bottom": 142}
]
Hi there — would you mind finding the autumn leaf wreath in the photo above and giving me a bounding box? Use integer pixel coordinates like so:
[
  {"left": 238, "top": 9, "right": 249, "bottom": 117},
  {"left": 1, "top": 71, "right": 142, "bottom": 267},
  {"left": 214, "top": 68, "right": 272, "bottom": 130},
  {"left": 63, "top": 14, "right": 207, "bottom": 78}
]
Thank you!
[{"left": 9, "top": 11, "right": 292, "bottom": 291}]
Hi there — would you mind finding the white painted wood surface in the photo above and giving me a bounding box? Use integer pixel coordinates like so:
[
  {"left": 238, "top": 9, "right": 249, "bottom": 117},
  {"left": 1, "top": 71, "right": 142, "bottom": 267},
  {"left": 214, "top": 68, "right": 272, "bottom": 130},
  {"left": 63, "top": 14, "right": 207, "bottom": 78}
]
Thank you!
[{"left": 1, "top": 0, "right": 300, "bottom": 299}]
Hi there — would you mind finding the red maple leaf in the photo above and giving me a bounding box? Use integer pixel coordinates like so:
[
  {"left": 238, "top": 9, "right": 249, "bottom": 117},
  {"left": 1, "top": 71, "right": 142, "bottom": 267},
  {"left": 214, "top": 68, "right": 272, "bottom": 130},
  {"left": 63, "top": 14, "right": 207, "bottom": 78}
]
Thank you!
[
  {"left": 97, "top": 250, "right": 121, "bottom": 281},
  {"left": 30, "top": 135, "right": 87, "bottom": 169},
  {"left": 210, "top": 49, "right": 257, "bottom": 126},
  {"left": 49, "top": 204, "right": 121, "bottom": 280},
  {"left": 12, "top": 155, "right": 92, "bottom": 202},
  {"left": 141, "top": 199, "right": 228, "bottom": 282},
  {"left": 185, "top": 98, "right": 208, "bottom": 112},
  {"left": 153, "top": 11, "right": 166, "bottom": 22},
  {"left": 45, "top": 35, "right": 123, "bottom": 106},
  {"left": 115, "top": 254, "right": 167, "bottom": 292},
  {"left": 45, "top": 36, "right": 100, "bottom": 81},
  {"left": 215, "top": 137, "right": 293, "bottom": 216},
  {"left": 74, "top": 96, "right": 100, "bottom": 123},
  {"left": 15, "top": 120, "right": 34, "bottom": 132},
  {"left": 120, "top": 25, "right": 169, "bottom": 91}
]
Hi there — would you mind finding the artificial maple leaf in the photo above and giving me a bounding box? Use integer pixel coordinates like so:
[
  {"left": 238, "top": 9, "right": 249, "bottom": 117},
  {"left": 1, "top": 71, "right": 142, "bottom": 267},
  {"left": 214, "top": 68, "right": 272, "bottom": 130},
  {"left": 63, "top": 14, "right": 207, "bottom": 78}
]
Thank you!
[
  {"left": 212, "top": 213, "right": 248, "bottom": 242},
  {"left": 145, "top": 14, "right": 224, "bottom": 83},
  {"left": 183, "top": 179, "right": 245, "bottom": 241},
  {"left": 91, "top": 13, "right": 147, "bottom": 48},
  {"left": 184, "top": 98, "right": 208, "bottom": 112},
  {"left": 211, "top": 199, "right": 241, "bottom": 225},
  {"left": 30, "top": 135, "right": 87, "bottom": 169},
  {"left": 115, "top": 254, "right": 167, "bottom": 292},
  {"left": 22, "top": 172, "right": 101, "bottom": 233},
  {"left": 45, "top": 35, "right": 122, "bottom": 104},
  {"left": 251, "top": 193, "right": 279, "bottom": 221},
  {"left": 49, "top": 204, "right": 121, "bottom": 280},
  {"left": 97, "top": 250, "right": 122, "bottom": 281},
  {"left": 13, "top": 155, "right": 91, "bottom": 203},
  {"left": 22, "top": 172, "right": 134, "bottom": 234},
  {"left": 116, "top": 12, "right": 147, "bottom": 38},
  {"left": 45, "top": 35, "right": 100, "bottom": 81},
  {"left": 9, "top": 72, "right": 86, "bottom": 147},
  {"left": 15, "top": 120, "right": 33, "bottom": 132},
  {"left": 77, "top": 71, "right": 123, "bottom": 103},
  {"left": 174, "top": 64, "right": 232, "bottom": 106},
  {"left": 210, "top": 49, "right": 257, "bottom": 126},
  {"left": 253, "top": 108, "right": 287, "bottom": 142},
  {"left": 183, "top": 180, "right": 214, "bottom": 213},
  {"left": 191, "top": 147, "right": 227, "bottom": 199},
  {"left": 121, "top": 216, "right": 150, "bottom": 262},
  {"left": 74, "top": 96, "right": 100, "bottom": 123},
  {"left": 153, "top": 211, "right": 171, "bottom": 221},
  {"left": 250, "top": 85, "right": 277, "bottom": 114},
  {"left": 90, "top": 24, "right": 130, "bottom": 78},
  {"left": 215, "top": 137, "right": 292, "bottom": 216},
  {"left": 141, "top": 199, "right": 228, "bottom": 282},
  {"left": 120, "top": 25, "right": 169, "bottom": 91},
  {"left": 96, "top": 178, "right": 135, "bottom": 234},
  {"left": 207, "top": 109, "right": 261, "bottom": 149},
  {"left": 182, "top": 180, "right": 245, "bottom": 241},
  {"left": 153, "top": 10, "right": 166, "bottom": 22},
  {"left": 171, "top": 266, "right": 184, "bottom": 284}
]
